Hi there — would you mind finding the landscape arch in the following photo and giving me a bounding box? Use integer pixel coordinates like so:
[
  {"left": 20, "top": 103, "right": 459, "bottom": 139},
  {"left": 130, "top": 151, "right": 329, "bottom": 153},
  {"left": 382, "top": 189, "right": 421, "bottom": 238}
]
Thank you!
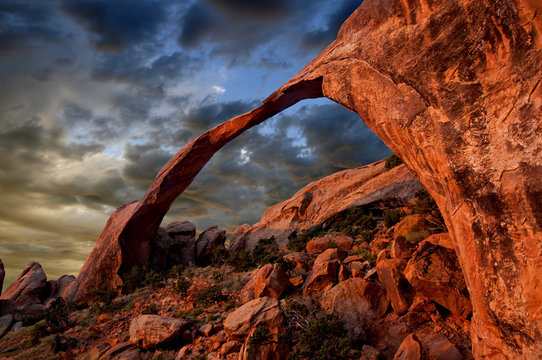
[{"left": 67, "top": 1, "right": 542, "bottom": 358}]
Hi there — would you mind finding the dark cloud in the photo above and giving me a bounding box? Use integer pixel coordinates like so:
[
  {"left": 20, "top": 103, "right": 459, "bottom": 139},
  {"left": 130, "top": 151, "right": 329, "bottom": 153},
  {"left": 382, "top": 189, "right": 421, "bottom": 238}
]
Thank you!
[
  {"left": 61, "top": 0, "right": 166, "bottom": 51},
  {"left": 0, "top": 1, "right": 64, "bottom": 54},
  {"left": 302, "top": 0, "right": 362, "bottom": 50},
  {"left": 203, "top": 0, "right": 290, "bottom": 19}
]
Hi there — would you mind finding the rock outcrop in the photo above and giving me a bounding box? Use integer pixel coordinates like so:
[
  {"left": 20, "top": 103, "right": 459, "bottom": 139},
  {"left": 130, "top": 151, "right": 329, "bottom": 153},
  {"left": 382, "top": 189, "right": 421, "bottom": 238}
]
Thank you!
[
  {"left": 0, "top": 262, "right": 47, "bottom": 307},
  {"left": 0, "top": 258, "right": 4, "bottom": 295},
  {"left": 230, "top": 162, "right": 420, "bottom": 250},
  {"left": 129, "top": 315, "right": 188, "bottom": 349},
  {"left": 73, "top": 0, "right": 542, "bottom": 357},
  {"left": 196, "top": 226, "right": 227, "bottom": 266}
]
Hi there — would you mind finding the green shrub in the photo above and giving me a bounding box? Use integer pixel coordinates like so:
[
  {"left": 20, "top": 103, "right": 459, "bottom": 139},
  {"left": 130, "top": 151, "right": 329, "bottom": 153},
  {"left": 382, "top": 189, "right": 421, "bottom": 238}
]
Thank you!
[
  {"left": 288, "top": 314, "right": 353, "bottom": 360},
  {"left": 91, "top": 284, "right": 118, "bottom": 304},
  {"left": 142, "top": 303, "right": 158, "bottom": 315},
  {"left": 333, "top": 207, "right": 377, "bottom": 238},
  {"left": 226, "top": 249, "right": 255, "bottom": 272},
  {"left": 45, "top": 298, "right": 70, "bottom": 334},
  {"left": 248, "top": 324, "right": 275, "bottom": 349},
  {"left": 405, "top": 230, "right": 431, "bottom": 243},
  {"left": 211, "top": 246, "right": 228, "bottom": 267},
  {"left": 30, "top": 322, "right": 48, "bottom": 346},
  {"left": 355, "top": 248, "right": 377, "bottom": 268},
  {"left": 123, "top": 265, "right": 146, "bottom": 293},
  {"left": 169, "top": 264, "right": 185, "bottom": 279},
  {"left": 177, "top": 307, "right": 204, "bottom": 321},
  {"left": 224, "top": 299, "right": 239, "bottom": 312},
  {"left": 194, "top": 285, "right": 226, "bottom": 305},
  {"left": 383, "top": 208, "right": 402, "bottom": 227},
  {"left": 252, "top": 237, "right": 279, "bottom": 266},
  {"left": 385, "top": 154, "right": 403, "bottom": 170},
  {"left": 143, "top": 269, "right": 164, "bottom": 289},
  {"left": 174, "top": 276, "right": 192, "bottom": 296},
  {"left": 287, "top": 225, "right": 324, "bottom": 252},
  {"left": 413, "top": 188, "right": 437, "bottom": 214}
]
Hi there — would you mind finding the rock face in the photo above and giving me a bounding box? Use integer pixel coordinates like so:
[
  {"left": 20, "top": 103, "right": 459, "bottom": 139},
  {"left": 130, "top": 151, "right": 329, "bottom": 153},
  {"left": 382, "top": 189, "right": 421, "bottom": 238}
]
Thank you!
[
  {"left": 0, "top": 262, "right": 47, "bottom": 307},
  {"left": 306, "top": 235, "right": 354, "bottom": 254},
  {"left": 404, "top": 241, "right": 472, "bottom": 319},
  {"left": 319, "top": 278, "right": 388, "bottom": 339},
  {"left": 129, "top": 315, "right": 188, "bottom": 349},
  {"left": 376, "top": 259, "right": 414, "bottom": 315},
  {"left": 224, "top": 297, "right": 284, "bottom": 340},
  {"left": 195, "top": 226, "right": 226, "bottom": 266},
  {"left": 253, "top": 263, "right": 291, "bottom": 299},
  {"left": 230, "top": 162, "right": 420, "bottom": 250},
  {"left": 75, "top": 0, "right": 542, "bottom": 357}
]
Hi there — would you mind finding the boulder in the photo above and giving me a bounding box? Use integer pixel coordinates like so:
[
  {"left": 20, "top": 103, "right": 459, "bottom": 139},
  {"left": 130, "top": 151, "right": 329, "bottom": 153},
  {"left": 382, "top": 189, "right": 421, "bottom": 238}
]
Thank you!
[
  {"left": 253, "top": 263, "right": 291, "bottom": 299},
  {"left": 196, "top": 226, "right": 226, "bottom": 266},
  {"left": 164, "top": 220, "right": 196, "bottom": 238},
  {"left": 314, "top": 248, "right": 348, "bottom": 265},
  {"left": 302, "top": 260, "right": 340, "bottom": 296},
  {"left": 283, "top": 252, "right": 315, "bottom": 272},
  {"left": 19, "top": 303, "right": 47, "bottom": 324},
  {"left": 349, "top": 261, "right": 367, "bottom": 277},
  {"left": 394, "top": 334, "right": 421, "bottom": 360},
  {"left": 224, "top": 297, "right": 284, "bottom": 340},
  {"left": 101, "top": 342, "right": 142, "bottom": 360},
  {"left": 149, "top": 227, "right": 196, "bottom": 272},
  {"left": 56, "top": 275, "right": 76, "bottom": 298},
  {"left": 420, "top": 335, "right": 462, "bottom": 360},
  {"left": 391, "top": 237, "right": 417, "bottom": 259},
  {"left": 404, "top": 241, "right": 472, "bottom": 319},
  {"left": 0, "top": 314, "right": 13, "bottom": 338},
  {"left": 0, "top": 262, "right": 47, "bottom": 307},
  {"left": 393, "top": 215, "right": 426, "bottom": 241},
  {"left": 423, "top": 233, "right": 454, "bottom": 250},
  {"left": 0, "top": 258, "right": 4, "bottom": 295},
  {"left": 376, "top": 259, "right": 414, "bottom": 315},
  {"left": 370, "top": 238, "right": 391, "bottom": 255},
  {"left": 319, "top": 278, "right": 388, "bottom": 338},
  {"left": 306, "top": 235, "right": 354, "bottom": 253},
  {"left": 0, "top": 300, "right": 16, "bottom": 316},
  {"left": 129, "top": 315, "right": 188, "bottom": 349}
]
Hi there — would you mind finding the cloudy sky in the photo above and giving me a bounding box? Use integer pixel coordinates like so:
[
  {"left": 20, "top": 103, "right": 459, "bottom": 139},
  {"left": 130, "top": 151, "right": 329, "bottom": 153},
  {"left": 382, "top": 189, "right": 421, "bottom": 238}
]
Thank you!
[{"left": 0, "top": 0, "right": 391, "bottom": 286}]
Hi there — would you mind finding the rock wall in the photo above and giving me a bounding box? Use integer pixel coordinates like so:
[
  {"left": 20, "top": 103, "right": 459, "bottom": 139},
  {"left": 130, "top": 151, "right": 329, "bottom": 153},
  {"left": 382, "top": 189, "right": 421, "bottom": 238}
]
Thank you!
[
  {"left": 229, "top": 160, "right": 420, "bottom": 251},
  {"left": 73, "top": 0, "right": 542, "bottom": 357}
]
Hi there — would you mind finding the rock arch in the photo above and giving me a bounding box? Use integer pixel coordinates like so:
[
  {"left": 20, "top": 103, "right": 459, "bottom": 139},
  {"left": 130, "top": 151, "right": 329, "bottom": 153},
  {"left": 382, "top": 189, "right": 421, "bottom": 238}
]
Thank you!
[{"left": 68, "top": 0, "right": 542, "bottom": 358}]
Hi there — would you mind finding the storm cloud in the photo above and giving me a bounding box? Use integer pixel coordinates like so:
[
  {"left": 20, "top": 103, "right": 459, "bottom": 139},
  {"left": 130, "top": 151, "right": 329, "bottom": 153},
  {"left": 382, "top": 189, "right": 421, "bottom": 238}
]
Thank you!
[{"left": 0, "top": 0, "right": 388, "bottom": 287}]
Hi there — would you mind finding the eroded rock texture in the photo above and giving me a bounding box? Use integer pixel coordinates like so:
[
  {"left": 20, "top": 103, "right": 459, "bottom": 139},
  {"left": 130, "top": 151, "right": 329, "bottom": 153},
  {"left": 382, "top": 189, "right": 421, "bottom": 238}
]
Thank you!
[{"left": 74, "top": 0, "right": 542, "bottom": 357}]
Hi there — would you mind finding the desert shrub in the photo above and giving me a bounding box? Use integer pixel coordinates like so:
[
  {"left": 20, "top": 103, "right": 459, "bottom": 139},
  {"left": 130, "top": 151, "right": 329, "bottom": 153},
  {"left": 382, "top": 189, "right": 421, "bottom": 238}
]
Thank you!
[
  {"left": 142, "top": 303, "right": 158, "bottom": 315},
  {"left": 412, "top": 188, "right": 437, "bottom": 214},
  {"left": 333, "top": 207, "right": 377, "bottom": 238},
  {"left": 383, "top": 208, "right": 402, "bottom": 227},
  {"left": 91, "top": 284, "right": 118, "bottom": 304},
  {"left": 355, "top": 248, "right": 377, "bottom": 268},
  {"left": 385, "top": 154, "right": 403, "bottom": 170},
  {"left": 287, "top": 225, "right": 324, "bottom": 252},
  {"left": 143, "top": 269, "right": 164, "bottom": 289},
  {"left": 248, "top": 324, "right": 275, "bottom": 349},
  {"left": 123, "top": 265, "right": 146, "bottom": 293},
  {"left": 288, "top": 314, "right": 353, "bottom": 360},
  {"left": 224, "top": 299, "right": 240, "bottom": 312},
  {"left": 30, "top": 322, "right": 48, "bottom": 346},
  {"left": 52, "top": 334, "right": 77, "bottom": 353},
  {"left": 45, "top": 298, "right": 70, "bottom": 334},
  {"left": 194, "top": 285, "right": 226, "bottom": 305},
  {"left": 226, "top": 249, "right": 255, "bottom": 272},
  {"left": 211, "top": 246, "right": 228, "bottom": 267},
  {"left": 173, "top": 276, "right": 192, "bottom": 297},
  {"left": 252, "top": 236, "right": 280, "bottom": 266},
  {"left": 405, "top": 229, "right": 431, "bottom": 243},
  {"left": 177, "top": 307, "right": 204, "bottom": 321},
  {"left": 169, "top": 264, "right": 185, "bottom": 279}
]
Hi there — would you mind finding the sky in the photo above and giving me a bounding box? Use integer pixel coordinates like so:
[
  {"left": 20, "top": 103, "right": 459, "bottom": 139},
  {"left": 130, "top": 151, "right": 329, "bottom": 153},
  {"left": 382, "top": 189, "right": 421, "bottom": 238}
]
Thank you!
[{"left": 0, "top": 0, "right": 391, "bottom": 287}]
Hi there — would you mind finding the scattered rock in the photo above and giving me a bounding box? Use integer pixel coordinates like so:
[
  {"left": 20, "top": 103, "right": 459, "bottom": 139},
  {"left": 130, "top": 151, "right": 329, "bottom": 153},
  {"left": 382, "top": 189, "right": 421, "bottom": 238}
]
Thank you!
[
  {"left": 253, "top": 263, "right": 291, "bottom": 299},
  {"left": 404, "top": 241, "right": 472, "bottom": 319},
  {"left": 306, "top": 235, "right": 354, "bottom": 253},
  {"left": 370, "top": 238, "right": 391, "bottom": 255},
  {"left": 302, "top": 259, "right": 340, "bottom": 296},
  {"left": 338, "top": 264, "right": 351, "bottom": 282},
  {"left": 0, "top": 314, "right": 13, "bottom": 338},
  {"left": 394, "top": 334, "right": 421, "bottom": 360},
  {"left": 101, "top": 342, "right": 142, "bottom": 360},
  {"left": 393, "top": 215, "right": 426, "bottom": 241},
  {"left": 199, "top": 323, "right": 214, "bottom": 337},
  {"left": 129, "top": 315, "right": 188, "bottom": 349},
  {"left": 224, "top": 297, "right": 284, "bottom": 340},
  {"left": 376, "top": 259, "right": 414, "bottom": 315},
  {"left": 314, "top": 248, "right": 348, "bottom": 265},
  {"left": 283, "top": 252, "right": 315, "bottom": 272},
  {"left": 376, "top": 249, "right": 391, "bottom": 265},
  {"left": 349, "top": 261, "right": 367, "bottom": 277},
  {"left": 423, "top": 233, "right": 454, "bottom": 250},
  {"left": 196, "top": 226, "right": 226, "bottom": 266},
  {"left": 420, "top": 334, "right": 462, "bottom": 360},
  {"left": 391, "top": 237, "right": 417, "bottom": 259},
  {"left": 0, "top": 262, "right": 47, "bottom": 307},
  {"left": 319, "top": 278, "right": 388, "bottom": 338},
  {"left": 220, "top": 340, "right": 241, "bottom": 355}
]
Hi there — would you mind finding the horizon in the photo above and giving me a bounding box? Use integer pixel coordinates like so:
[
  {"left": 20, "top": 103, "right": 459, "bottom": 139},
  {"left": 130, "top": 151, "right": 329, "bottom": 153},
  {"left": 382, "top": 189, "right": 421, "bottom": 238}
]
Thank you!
[{"left": 0, "top": 0, "right": 392, "bottom": 287}]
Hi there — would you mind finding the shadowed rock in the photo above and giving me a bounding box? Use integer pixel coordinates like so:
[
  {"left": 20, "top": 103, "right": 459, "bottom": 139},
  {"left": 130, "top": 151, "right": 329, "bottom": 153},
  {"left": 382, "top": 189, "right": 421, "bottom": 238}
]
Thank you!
[
  {"left": 73, "top": 0, "right": 542, "bottom": 357},
  {"left": 0, "top": 259, "right": 4, "bottom": 295}
]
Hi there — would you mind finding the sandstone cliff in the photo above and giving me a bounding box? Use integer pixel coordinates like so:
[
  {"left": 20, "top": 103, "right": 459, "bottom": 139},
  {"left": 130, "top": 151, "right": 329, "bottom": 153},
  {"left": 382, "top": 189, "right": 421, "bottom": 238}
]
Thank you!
[{"left": 229, "top": 160, "right": 420, "bottom": 251}]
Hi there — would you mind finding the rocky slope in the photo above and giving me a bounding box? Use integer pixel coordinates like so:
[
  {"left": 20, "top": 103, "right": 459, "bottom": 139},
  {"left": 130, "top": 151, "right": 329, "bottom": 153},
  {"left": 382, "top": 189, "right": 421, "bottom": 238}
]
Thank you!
[
  {"left": 45, "top": 0, "right": 542, "bottom": 358},
  {"left": 0, "top": 166, "right": 474, "bottom": 359},
  {"left": 229, "top": 160, "right": 421, "bottom": 251}
]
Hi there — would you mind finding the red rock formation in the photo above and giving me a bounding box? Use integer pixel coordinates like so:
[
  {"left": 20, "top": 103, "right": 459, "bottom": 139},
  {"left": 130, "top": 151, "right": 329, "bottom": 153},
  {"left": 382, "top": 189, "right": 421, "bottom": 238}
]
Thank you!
[
  {"left": 75, "top": 0, "right": 542, "bottom": 357},
  {"left": 0, "top": 262, "right": 47, "bottom": 307},
  {"left": 230, "top": 161, "right": 420, "bottom": 250}
]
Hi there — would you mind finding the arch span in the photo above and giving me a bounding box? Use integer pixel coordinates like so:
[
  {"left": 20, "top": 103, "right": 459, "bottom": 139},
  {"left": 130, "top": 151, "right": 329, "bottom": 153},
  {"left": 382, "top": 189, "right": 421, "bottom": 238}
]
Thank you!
[{"left": 68, "top": 0, "right": 542, "bottom": 358}]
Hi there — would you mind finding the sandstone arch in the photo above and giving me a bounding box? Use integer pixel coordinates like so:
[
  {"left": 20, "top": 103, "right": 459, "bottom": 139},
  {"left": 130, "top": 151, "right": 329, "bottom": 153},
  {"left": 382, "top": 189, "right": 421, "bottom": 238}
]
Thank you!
[{"left": 68, "top": 0, "right": 542, "bottom": 358}]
